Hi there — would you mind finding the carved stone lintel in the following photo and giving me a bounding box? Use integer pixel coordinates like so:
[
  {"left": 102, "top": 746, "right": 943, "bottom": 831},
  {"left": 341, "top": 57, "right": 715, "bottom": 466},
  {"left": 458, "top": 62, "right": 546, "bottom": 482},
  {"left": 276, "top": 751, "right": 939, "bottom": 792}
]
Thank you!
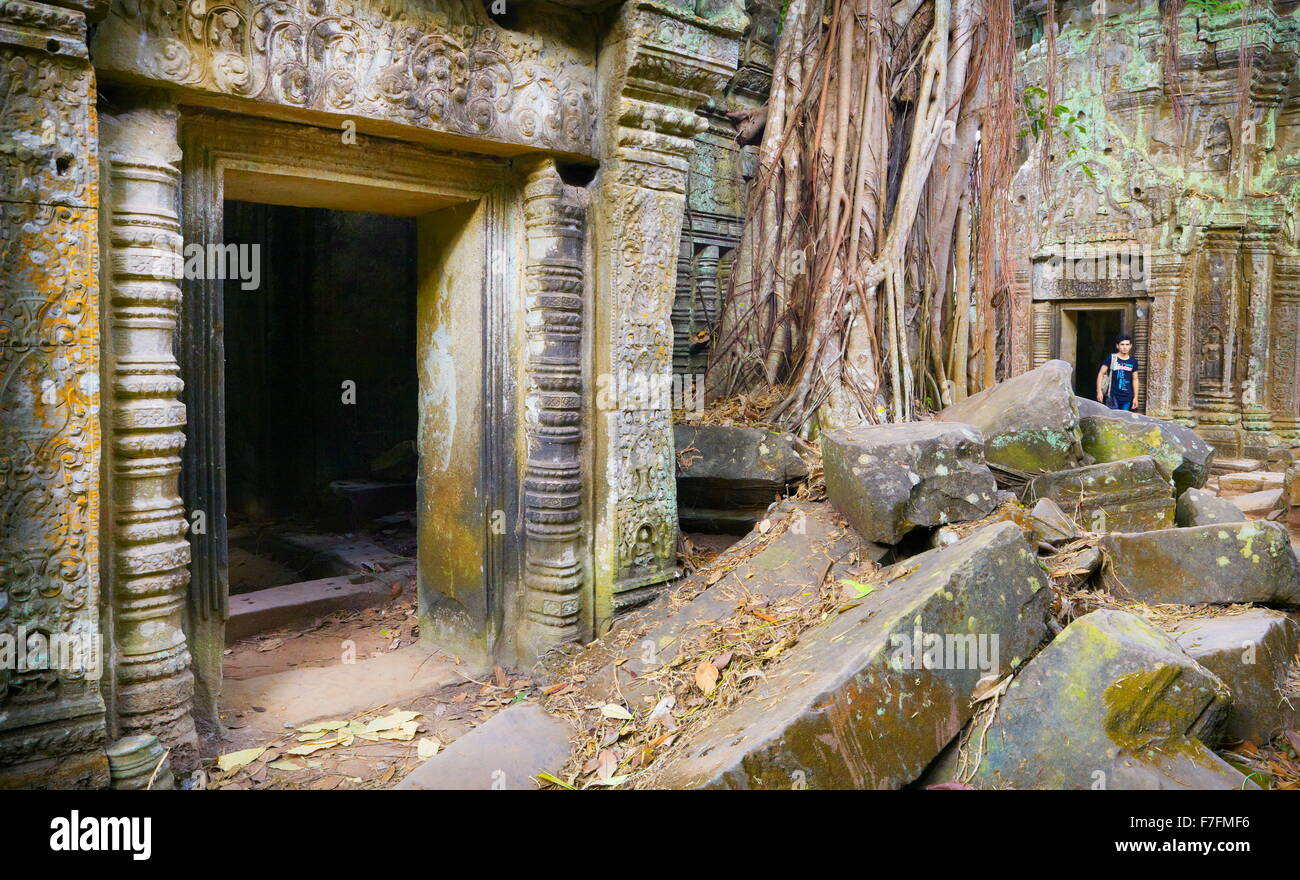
[
  {"left": 91, "top": 0, "right": 598, "bottom": 157},
  {"left": 100, "top": 94, "right": 197, "bottom": 770}
]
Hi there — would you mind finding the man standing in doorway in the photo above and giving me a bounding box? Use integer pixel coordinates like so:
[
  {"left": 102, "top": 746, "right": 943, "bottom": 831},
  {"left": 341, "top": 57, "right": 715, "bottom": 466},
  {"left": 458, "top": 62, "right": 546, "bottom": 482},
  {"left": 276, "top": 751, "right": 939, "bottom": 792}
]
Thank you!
[{"left": 1096, "top": 333, "right": 1139, "bottom": 410}]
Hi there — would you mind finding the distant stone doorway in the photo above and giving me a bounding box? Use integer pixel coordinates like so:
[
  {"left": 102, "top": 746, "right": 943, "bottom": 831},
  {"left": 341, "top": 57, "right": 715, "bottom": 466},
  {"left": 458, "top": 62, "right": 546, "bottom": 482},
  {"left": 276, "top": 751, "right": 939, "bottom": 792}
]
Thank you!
[{"left": 1054, "top": 303, "right": 1137, "bottom": 408}]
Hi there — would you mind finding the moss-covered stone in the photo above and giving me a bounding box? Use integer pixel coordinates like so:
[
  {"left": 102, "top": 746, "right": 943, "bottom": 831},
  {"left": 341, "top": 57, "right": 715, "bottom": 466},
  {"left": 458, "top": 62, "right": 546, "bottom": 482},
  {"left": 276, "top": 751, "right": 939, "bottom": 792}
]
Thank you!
[
  {"left": 1025, "top": 455, "right": 1175, "bottom": 533},
  {"left": 938, "top": 360, "right": 1086, "bottom": 474},
  {"left": 1171, "top": 610, "right": 1300, "bottom": 745},
  {"left": 927, "top": 610, "right": 1251, "bottom": 790},
  {"left": 1101, "top": 522, "right": 1300, "bottom": 608},
  {"left": 1076, "top": 397, "right": 1214, "bottom": 496},
  {"left": 1175, "top": 487, "right": 1247, "bottom": 527},
  {"left": 655, "top": 521, "right": 1051, "bottom": 789},
  {"left": 822, "top": 421, "right": 998, "bottom": 544}
]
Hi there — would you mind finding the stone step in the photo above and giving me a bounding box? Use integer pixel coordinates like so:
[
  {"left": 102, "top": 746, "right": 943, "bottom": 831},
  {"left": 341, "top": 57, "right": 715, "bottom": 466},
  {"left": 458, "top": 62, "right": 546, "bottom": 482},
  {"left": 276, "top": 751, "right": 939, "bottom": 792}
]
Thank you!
[
  {"left": 225, "top": 574, "right": 402, "bottom": 643},
  {"left": 396, "top": 703, "right": 573, "bottom": 790}
]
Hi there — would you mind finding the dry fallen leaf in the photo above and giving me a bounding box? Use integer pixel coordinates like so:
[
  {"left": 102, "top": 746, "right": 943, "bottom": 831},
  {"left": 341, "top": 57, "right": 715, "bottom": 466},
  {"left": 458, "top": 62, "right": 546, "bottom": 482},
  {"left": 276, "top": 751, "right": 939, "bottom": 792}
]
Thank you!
[
  {"left": 216, "top": 747, "right": 266, "bottom": 773},
  {"left": 599, "top": 703, "right": 633, "bottom": 721},
  {"left": 695, "top": 660, "right": 719, "bottom": 694}
]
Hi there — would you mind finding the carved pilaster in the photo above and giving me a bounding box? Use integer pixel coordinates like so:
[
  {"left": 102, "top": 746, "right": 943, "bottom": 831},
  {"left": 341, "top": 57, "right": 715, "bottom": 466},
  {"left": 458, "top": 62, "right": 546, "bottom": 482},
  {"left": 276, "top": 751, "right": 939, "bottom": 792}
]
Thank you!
[
  {"left": 99, "top": 95, "right": 196, "bottom": 769},
  {"left": 1241, "top": 228, "right": 1277, "bottom": 435},
  {"left": 1030, "top": 301, "right": 1051, "bottom": 369},
  {"left": 590, "top": 2, "right": 742, "bottom": 625},
  {"left": 520, "top": 160, "right": 588, "bottom": 655},
  {"left": 1270, "top": 260, "right": 1300, "bottom": 437},
  {"left": 0, "top": 0, "right": 108, "bottom": 788},
  {"left": 1144, "top": 255, "right": 1183, "bottom": 421}
]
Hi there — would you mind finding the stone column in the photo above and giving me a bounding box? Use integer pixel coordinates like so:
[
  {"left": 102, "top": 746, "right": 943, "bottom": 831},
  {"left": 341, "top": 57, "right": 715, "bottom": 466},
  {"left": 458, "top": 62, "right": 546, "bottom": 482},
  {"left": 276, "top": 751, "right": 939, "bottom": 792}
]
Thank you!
[
  {"left": 99, "top": 94, "right": 197, "bottom": 769},
  {"left": 590, "top": 1, "right": 743, "bottom": 626},
  {"left": 519, "top": 160, "right": 589, "bottom": 657},
  {"left": 0, "top": 0, "right": 108, "bottom": 788}
]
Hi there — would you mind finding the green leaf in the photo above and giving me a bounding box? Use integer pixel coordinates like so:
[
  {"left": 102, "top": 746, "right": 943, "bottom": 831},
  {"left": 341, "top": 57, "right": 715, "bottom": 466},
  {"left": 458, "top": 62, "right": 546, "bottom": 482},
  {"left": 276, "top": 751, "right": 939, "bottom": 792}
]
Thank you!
[{"left": 840, "top": 578, "right": 876, "bottom": 599}]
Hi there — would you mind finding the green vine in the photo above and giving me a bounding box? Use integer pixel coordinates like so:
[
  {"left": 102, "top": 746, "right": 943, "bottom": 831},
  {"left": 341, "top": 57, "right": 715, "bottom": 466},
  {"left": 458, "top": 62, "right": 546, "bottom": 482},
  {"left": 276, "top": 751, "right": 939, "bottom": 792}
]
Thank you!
[{"left": 1019, "top": 86, "right": 1095, "bottom": 180}]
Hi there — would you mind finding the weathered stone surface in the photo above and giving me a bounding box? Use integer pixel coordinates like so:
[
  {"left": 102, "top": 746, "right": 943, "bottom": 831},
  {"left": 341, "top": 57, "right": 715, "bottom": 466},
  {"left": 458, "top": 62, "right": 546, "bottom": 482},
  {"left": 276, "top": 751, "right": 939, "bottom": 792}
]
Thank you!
[
  {"left": 225, "top": 575, "right": 399, "bottom": 644},
  {"left": 625, "top": 500, "right": 884, "bottom": 676},
  {"left": 675, "top": 424, "right": 808, "bottom": 531},
  {"left": 1176, "top": 488, "right": 1247, "bottom": 527},
  {"left": 1219, "top": 471, "right": 1284, "bottom": 495},
  {"left": 397, "top": 703, "right": 573, "bottom": 791},
  {"left": 1025, "top": 455, "right": 1175, "bottom": 533},
  {"left": 822, "top": 422, "right": 998, "bottom": 545},
  {"left": 1171, "top": 610, "right": 1300, "bottom": 745},
  {"left": 931, "top": 610, "right": 1248, "bottom": 790},
  {"left": 1076, "top": 397, "right": 1214, "bottom": 496},
  {"left": 937, "top": 360, "right": 1086, "bottom": 474},
  {"left": 655, "top": 521, "right": 1051, "bottom": 789},
  {"left": 1025, "top": 498, "right": 1084, "bottom": 543},
  {"left": 1226, "top": 489, "right": 1283, "bottom": 517},
  {"left": 1100, "top": 522, "right": 1300, "bottom": 609}
]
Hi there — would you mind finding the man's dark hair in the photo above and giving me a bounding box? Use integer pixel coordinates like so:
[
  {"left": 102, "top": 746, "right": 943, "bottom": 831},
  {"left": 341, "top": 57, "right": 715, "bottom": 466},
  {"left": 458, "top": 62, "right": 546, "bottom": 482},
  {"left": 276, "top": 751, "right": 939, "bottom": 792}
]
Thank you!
[{"left": 1115, "top": 333, "right": 1133, "bottom": 346}]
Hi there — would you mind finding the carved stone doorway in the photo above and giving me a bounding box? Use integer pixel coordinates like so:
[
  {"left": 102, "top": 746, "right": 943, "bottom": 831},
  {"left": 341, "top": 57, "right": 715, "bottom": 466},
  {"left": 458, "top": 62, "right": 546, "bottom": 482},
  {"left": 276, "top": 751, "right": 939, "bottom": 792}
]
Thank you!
[
  {"left": 176, "top": 112, "right": 522, "bottom": 735},
  {"left": 1053, "top": 302, "right": 1139, "bottom": 409}
]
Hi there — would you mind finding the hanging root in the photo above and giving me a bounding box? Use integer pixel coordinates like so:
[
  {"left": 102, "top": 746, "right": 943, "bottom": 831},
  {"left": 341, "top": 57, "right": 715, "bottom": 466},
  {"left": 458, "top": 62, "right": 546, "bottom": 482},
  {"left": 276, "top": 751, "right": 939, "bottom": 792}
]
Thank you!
[{"left": 707, "top": 0, "right": 1016, "bottom": 432}]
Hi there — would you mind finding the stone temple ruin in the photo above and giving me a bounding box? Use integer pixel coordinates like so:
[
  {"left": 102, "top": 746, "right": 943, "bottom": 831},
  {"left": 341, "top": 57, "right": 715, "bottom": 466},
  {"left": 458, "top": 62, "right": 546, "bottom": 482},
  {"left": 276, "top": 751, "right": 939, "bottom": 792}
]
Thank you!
[
  {"left": 0, "top": 0, "right": 760, "bottom": 787},
  {"left": 1009, "top": 0, "right": 1300, "bottom": 462},
  {"left": 4, "top": 0, "right": 1300, "bottom": 792}
]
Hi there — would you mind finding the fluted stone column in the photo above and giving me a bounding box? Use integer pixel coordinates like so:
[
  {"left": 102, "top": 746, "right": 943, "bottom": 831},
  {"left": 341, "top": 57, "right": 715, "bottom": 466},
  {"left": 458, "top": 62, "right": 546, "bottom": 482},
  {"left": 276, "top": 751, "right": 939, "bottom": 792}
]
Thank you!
[
  {"left": 99, "top": 93, "right": 197, "bottom": 770},
  {"left": 0, "top": 0, "right": 109, "bottom": 788},
  {"left": 590, "top": 1, "right": 743, "bottom": 627}
]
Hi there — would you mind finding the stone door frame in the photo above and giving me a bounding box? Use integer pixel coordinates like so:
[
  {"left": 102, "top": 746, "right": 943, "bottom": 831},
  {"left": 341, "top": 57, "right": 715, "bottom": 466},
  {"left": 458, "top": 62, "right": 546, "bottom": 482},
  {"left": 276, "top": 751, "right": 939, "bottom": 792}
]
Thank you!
[{"left": 173, "top": 109, "right": 523, "bottom": 730}]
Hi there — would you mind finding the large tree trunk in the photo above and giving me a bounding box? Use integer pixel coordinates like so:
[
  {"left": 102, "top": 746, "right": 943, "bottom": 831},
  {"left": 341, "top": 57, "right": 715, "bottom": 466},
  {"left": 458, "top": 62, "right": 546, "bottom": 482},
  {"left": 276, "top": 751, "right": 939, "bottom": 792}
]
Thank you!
[{"left": 706, "top": 0, "right": 1017, "bottom": 434}]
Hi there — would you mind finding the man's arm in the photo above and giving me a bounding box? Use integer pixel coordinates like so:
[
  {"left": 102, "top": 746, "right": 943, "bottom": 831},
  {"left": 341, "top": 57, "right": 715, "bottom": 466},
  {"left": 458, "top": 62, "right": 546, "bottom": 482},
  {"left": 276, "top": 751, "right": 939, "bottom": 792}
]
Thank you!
[
  {"left": 1096, "top": 364, "right": 1109, "bottom": 402},
  {"left": 1133, "top": 367, "right": 1140, "bottom": 408}
]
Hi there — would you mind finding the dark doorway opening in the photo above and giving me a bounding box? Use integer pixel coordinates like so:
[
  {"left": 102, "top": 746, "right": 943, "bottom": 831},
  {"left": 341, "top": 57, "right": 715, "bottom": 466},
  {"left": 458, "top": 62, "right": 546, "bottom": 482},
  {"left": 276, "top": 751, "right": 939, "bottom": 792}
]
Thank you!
[
  {"left": 1071, "top": 308, "right": 1124, "bottom": 399},
  {"left": 222, "top": 202, "right": 419, "bottom": 593}
]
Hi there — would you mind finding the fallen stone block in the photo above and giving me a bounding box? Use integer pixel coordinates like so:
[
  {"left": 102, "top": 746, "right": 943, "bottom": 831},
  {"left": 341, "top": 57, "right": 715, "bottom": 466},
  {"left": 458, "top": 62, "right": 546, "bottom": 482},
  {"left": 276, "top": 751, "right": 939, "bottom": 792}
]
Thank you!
[
  {"left": 323, "top": 479, "right": 416, "bottom": 532},
  {"left": 1024, "top": 497, "right": 1084, "bottom": 543},
  {"left": 1171, "top": 610, "right": 1300, "bottom": 745},
  {"left": 822, "top": 421, "right": 998, "bottom": 544},
  {"left": 1219, "top": 470, "right": 1284, "bottom": 495},
  {"left": 1100, "top": 521, "right": 1300, "bottom": 608},
  {"left": 1227, "top": 488, "right": 1283, "bottom": 517},
  {"left": 928, "top": 610, "right": 1249, "bottom": 790},
  {"left": 1076, "top": 397, "right": 1213, "bottom": 495},
  {"left": 675, "top": 424, "right": 808, "bottom": 533},
  {"left": 625, "top": 500, "right": 885, "bottom": 676},
  {"left": 1176, "top": 488, "right": 1247, "bottom": 527},
  {"left": 654, "top": 520, "right": 1051, "bottom": 789},
  {"left": 396, "top": 703, "right": 573, "bottom": 790},
  {"left": 1025, "top": 455, "right": 1175, "bottom": 533},
  {"left": 938, "top": 360, "right": 1086, "bottom": 475}
]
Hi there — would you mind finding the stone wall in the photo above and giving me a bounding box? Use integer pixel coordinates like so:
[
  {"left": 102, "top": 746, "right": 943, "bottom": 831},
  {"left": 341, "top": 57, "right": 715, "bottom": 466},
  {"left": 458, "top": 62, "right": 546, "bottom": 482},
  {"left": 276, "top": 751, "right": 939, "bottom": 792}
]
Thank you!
[
  {"left": 1, "top": 0, "right": 746, "bottom": 785},
  {"left": 1009, "top": 0, "right": 1300, "bottom": 459},
  {"left": 0, "top": 0, "right": 109, "bottom": 787}
]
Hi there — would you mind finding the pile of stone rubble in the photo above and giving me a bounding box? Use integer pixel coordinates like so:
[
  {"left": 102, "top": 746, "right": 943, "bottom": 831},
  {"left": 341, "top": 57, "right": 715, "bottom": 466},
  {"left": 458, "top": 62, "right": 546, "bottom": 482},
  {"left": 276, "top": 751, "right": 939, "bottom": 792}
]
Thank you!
[{"left": 404, "top": 360, "right": 1300, "bottom": 790}]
